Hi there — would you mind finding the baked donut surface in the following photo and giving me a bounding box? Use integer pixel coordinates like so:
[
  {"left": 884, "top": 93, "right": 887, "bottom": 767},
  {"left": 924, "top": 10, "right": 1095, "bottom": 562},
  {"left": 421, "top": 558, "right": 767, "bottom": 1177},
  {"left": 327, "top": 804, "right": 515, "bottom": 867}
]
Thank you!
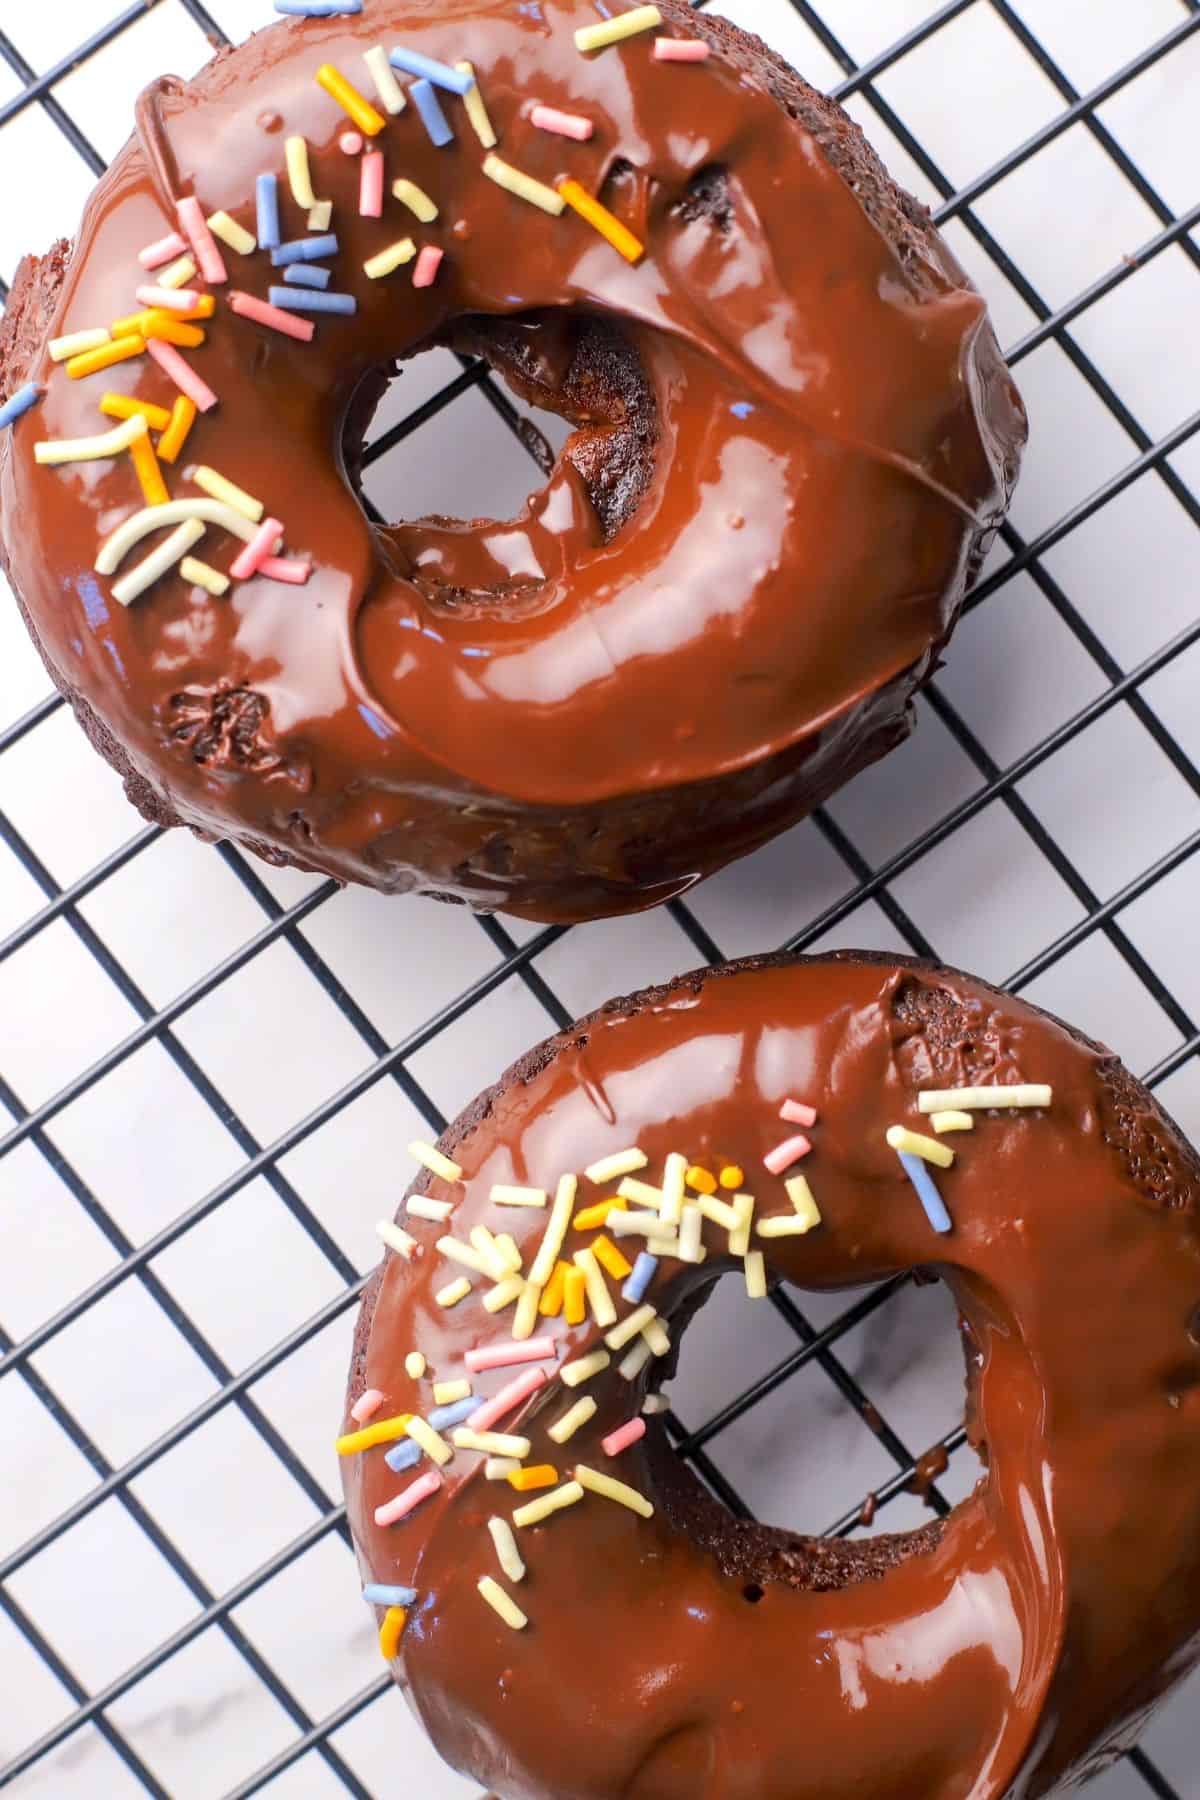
[
  {"left": 0, "top": 0, "right": 1024, "bottom": 922},
  {"left": 344, "top": 952, "right": 1200, "bottom": 1800}
]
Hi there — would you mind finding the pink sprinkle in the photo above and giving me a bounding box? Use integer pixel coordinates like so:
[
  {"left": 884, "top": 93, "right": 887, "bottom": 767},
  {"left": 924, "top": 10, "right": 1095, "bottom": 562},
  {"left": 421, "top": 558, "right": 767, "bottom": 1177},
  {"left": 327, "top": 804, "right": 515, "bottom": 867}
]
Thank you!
[
  {"left": 530, "top": 103, "right": 594, "bottom": 142},
  {"left": 465, "top": 1336, "right": 556, "bottom": 1376},
  {"left": 176, "top": 196, "right": 228, "bottom": 286},
  {"left": 340, "top": 130, "right": 364, "bottom": 155},
  {"left": 412, "top": 246, "right": 443, "bottom": 290},
  {"left": 259, "top": 556, "right": 312, "bottom": 586},
  {"left": 764, "top": 1134, "right": 811, "bottom": 1176},
  {"left": 351, "top": 1387, "right": 384, "bottom": 1425},
  {"left": 780, "top": 1099, "right": 818, "bottom": 1128},
  {"left": 231, "top": 518, "right": 285, "bottom": 582},
  {"left": 138, "top": 231, "right": 189, "bottom": 270},
  {"left": 136, "top": 285, "right": 206, "bottom": 314},
  {"left": 359, "top": 150, "right": 385, "bottom": 218},
  {"left": 228, "top": 290, "right": 316, "bottom": 343},
  {"left": 601, "top": 1417, "right": 647, "bottom": 1458},
  {"left": 654, "top": 36, "right": 711, "bottom": 62},
  {"left": 466, "top": 1366, "right": 547, "bottom": 1433},
  {"left": 374, "top": 1469, "right": 442, "bottom": 1528},
  {"left": 145, "top": 338, "right": 219, "bottom": 413}
]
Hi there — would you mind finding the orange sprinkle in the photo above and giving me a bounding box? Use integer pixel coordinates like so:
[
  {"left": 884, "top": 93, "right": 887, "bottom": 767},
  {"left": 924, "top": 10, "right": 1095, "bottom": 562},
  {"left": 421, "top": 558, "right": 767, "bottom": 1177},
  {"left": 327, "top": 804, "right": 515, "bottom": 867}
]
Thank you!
[
  {"left": 685, "top": 1165, "right": 717, "bottom": 1195},
  {"left": 592, "top": 1234, "right": 632, "bottom": 1281},
  {"left": 99, "top": 392, "right": 172, "bottom": 433},
  {"left": 128, "top": 427, "right": 169, "bottom": 507},
  {"left": 563, "top": 1266, "right": 587, "bottom": 1327},
  {"left": 112, "top": 309, "right": 206, "bottom": 348},
  {"left": 508, "top": 1463, "right": 559, "bottom": 1492},
  {"left": 557, "top": 178, "right": 644, "bottom": 264},
  {"left": 156, "top": 395, "right": 197, "bottom": 465},
  {"left": 572, "top": 1197, "right": 626, "bottom": 1232},
  {"left": 719, "top": 1165, "right": 745, "bottom": 1190},
  {"left": 538, "top": 1260, "right": 570, "bottom": 1318},
  {"left": 378, "top": 1605, "right": 407, "bottom": 1659},
  {"left": 66, "top": 335, "right": 145, "bottom": 380}
]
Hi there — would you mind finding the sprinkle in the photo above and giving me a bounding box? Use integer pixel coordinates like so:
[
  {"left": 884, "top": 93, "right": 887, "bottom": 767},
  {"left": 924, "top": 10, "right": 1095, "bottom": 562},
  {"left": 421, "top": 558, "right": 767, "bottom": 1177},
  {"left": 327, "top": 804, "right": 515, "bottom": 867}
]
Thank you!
[
  {"left": 781, "top": 1099, "right": 818, "bottom": 1128},
  {"left": 158, "top": 254, "right": 198, "bottom": 289},
  {"left": 156, "top": 396, "right": 198, "bottom": 465},
  {"left": 678, "top": 1202, "right": 704, "bottom": 1265},
  {"left": 286, "top": 136, "right": 318, "bottom": 211},
  {"left": 179, "top": 557, "right": 230, "bottom": 597},
  {"left": 642, "top": 1317, "right": 671, "bottom": 1358},
  {"left": 378, "top": 1605, "right": 407, "bottom": 1658},
  {"left": 697, "top": 1192, "right": 740, "bottom": 1232},
  {"left": 548, "top": 1396, "right": 597, "bottom": 1445},
  {"left": 488, "top": 1515, "right": 526, "bottom": 1583},
  {"left": 351, "top": 1388, "right": 385, "bottom": 1425},
  {"left": 897, "top": 1151, "right": 953, "bottom": 1235},
  {"left": 135, "top": 285, "right": 209, "bottom": 316},
  {"left": 508, "top": 1463, "right": 558, "bottom": 1491},
  {"left": 646, "top": 1234, "right": 681, "bottom": 1258},
  {"left": 363, "top": 1582, "right": 416, "bottom": 1607},
  {"left": 270, "top": 233, "right": 340, "bottom": 268},
  {"left": 128, "top": 426, "right": 169, "bottom": 507},
  {"left": 256, "top": 174, "right": 281, "bottom": 250},
  {"left": 412, "top": 246, "right": 444, "bottom": 290},
  {"left": 622, "top": 1252, "right": 658, "bottom": 1306},
  {"left": 512, "top": 1480, "right": 584, "bottom": 1528},
  {"left": 308, "top": 201, "right": 334, "bottom": 234},
  {"left": 317, "top": 62, "right": 386, "bottom": 136},
  {"left": 659, "top": 1154, "right": 686, "bottom": 1228},
  {"left": 364, "top": 45, "right": 407, "bottom": 115},
  {"left": 728, "top": 1193, "right": 754, "bottom": 1257},
  {"left": 112, "top": 518, "right": 205, "bottom": 607},
  {"left": 49, "top": 328, "right": 111, "bottom": 363},
  {"left": 592, "top": 1235, "right": 632, "bottom": 1282},
  {"left": 358, "top": 149, "right": 385, "bottom": 219},
  {"left": 783, "top": 1174, "right": 822, "bottom": 1233},
  {"left": 388, "top": 47, "right": 474, "bottom": 96},
  {"left": 619, "top": 1177, "right": 664, "bottom": 1211},
  {"left": 274, "top": 0, "right": 365, "bottom": 12},
  {"left": 260, "top": 556, "right": 313, "bottom": 586},
  {"left": 230, "top": 516, "right": 286, "bottom": 582},
  {"left": 607, "top": 1210, "right": 662, "bottom": 1241},
  {"left": 560, "top": 1349, "right": 610, "bottom": 1390},
  {"left": 918, "top": 1085, "right": 1052, "bottom": 1113},
  {"left": 410, "top": 78, "right": 454, "bottom": 147},
  {"left": 285, "top": 264, "right": 333, "bottom": 290},
  {"left": 483, "top": 153, "right": 564, "bottom": 216},
  {"left": 642, "top": 1393, "right": 670, "bottom": 1414},
  {"left": 405, "top": 1415, "right": 453, "bottom": 1466},
  {"left": 574, "top": 1463, "right": 654, "bottom": 1517},
  {"left": 573, "top": 1198, "right": 625, "bottom": 1232},
  {"left": 764, "top": 1134, "right": 811, "bottom": 1176},
  {"left": 404, "top": 1352, "right": 426, "bottom": 1381},
  {"left": 538, "top": 1262, "right": 569, "bottom": 1316},
  {"left": 886, "top": 1127, "right": 954, "bottom": 1170},
  {"left": 585, "top": 1148, "right": 647, "bottom": 1186},
  {"left": 66, "top": 336, "right": 145, "bottom": 380},
  {"left": 176, "top": 197, "right": 228, "bottom": 285},
  {"left": 191, "top": 465, "right": 265, "bottom": 522},
  {"left": 207, "top": 211, "right": 256, "bottom": 257},
  {"left": 428, "top": 1396, "right": 477, "bottom": 1433},
  {"left": 685, "top": 1164, "right": 716, "bottom": 1195},
  {"left": 574, "top": 1247, "right": 616, "bottom": 1328},
  {"left": 605, "top": 1303, "right": 656, "bottom": 1351},
  {"left": 562, "top": 1267, "right": 587, "bottom": 1326},
  {"left": 576, "top": 7, "right": 662, "bottom": 53},
  {"left": 756, "top": 1214, "right": 815, "bottom": 1239},
  {"left": 485, "top": 1457, "right": 521, "bottom": 1480},
  {"left": 94, "top": 499, "right": 261, "bottom": 573},
  {"left": 477, "top": 1575, "right": 527, "bottom": 1630},
  {"left": 364, "top": 238, "right": 417, "bottom": 279},
  {"left": 340, "top": 131, "right": 364, "bottom": 155},
  {"left": 374, "top": 1468, "right": 441, "bottom": 1527},
  {"left": 654, "top": 35, "right": 710, "bottom": 61},
  {"left": 483, "top": 1274, "right": 525, "bottom": 1314},
  {"left": 0, "top": 382, "right": 42, "bottom": 431},
  {"left": 453, "top": 1427, "right": 530, "bottom": 1458},
  {"left": 434, "top": 1275, "right": 472, "bottom": 1308},
  {"left": 719, "top": 1165, "right": 744, "bottom": 1190},
  {"left": 511, "top": 1280, "right": 543, "bottom": 1341},
  {"left": 531, "top": 104, "right": 594, "bottom": 142},
  {"left": 493, "top": 1185, "right": 549, "bottom": 1212},
  {"left": 931, "top": 1110, "right": 975, "bottom": 1134},
  {"left": 456, "top": 61, "right": 497, "bottom": 148},
  {"left": 529, "top": 1174, "right": 577, "bottom": 1288},
  {"left": 376, "top": 1219, "right": 417, "bottom": 1259},
  {"left": 146, "top": 339, "right": 219, "bottom": 411},
  {"left": 618, "top": 1338, "right": 652, "bottom": 1380},
  {"left": 384, "top": 1438, "right": 421, "bottom": 1474},
  {"left": 468, "top": 1366, "right": 547, "bottom": 1431},
  {"left": 466, "top": 1337, "right": 555, "bottom": 1376},
  {"left": 602, "top": 1417, "right": 646, "bottom": 1458},
  {"left": 744, "top": 1250, "right": 767, "bottom": 1299},
  {"left": 139, "top": 231, "right": 189, "bottom": 269},
  {"left": 391, "top": 177, "right": 438, "bottom": 223},
  {"left": 335, "top": 1413, "right": 413, "bottom": 1455},
  {"left": 409, "top": 1141, "right": 463, "bottom": 1183}
]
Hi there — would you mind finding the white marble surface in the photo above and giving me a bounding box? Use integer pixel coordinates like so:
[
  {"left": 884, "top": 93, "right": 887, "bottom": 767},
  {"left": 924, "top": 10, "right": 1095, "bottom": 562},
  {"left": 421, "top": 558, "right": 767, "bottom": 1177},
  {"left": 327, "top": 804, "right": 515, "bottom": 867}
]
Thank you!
[{"left": 0, "top": 0, "right": 1198, "bottom": 1795}]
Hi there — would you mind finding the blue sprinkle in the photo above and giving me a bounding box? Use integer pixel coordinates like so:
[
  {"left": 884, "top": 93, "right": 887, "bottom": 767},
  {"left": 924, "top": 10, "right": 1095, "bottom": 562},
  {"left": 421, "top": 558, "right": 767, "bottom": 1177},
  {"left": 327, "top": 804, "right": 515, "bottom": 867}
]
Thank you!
[
  {"left": 623, "top": 1252, "right": 658, "bottom": 1306},
  {"left": 271, "top": 233, "right": 339, "bottom": 267},
  {"left": 0, "top": 382, "right": 42, "bottom": 432},
  {"left": 384, "top": 1438, "right": 422, "bottom": 1474},
  {"left": 284, "top": 263, "right": 333, "bottom": 290},
  {"left": 897, "top": 1152, "right": 953, "bottom": 1235},
  {"left": 268, "top": 286, "right": 357, "bottom": 316},
  {"left": 427, "top": 1397, "right": 476, "bottom": 1433},
  {"left": 730, "top": 400, "right": 755, "bottom": 420},
  {"left": 77, "top": 574, "right": 109, "bottom": 631},
  {"left": 388, "top": 47, "right": 474, "bottom": 96},
  {"left": 274, "top": 1, "right": 363, "bottom": 15},
  {"left": 409, "top": 78, "right": 454, "bottom": 148},
  {"left": 363, "top": 1582, "right": 417, "bottom": 1608},
  {"left": 256, "top": 174, "right": 281, "bottom": 251}
]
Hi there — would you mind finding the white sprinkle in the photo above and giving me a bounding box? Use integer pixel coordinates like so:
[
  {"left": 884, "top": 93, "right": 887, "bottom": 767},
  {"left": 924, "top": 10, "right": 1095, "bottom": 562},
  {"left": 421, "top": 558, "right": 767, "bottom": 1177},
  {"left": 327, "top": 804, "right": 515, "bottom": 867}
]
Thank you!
[
  {"left": 547, "top": 1395, "right": 597, "bottom": 1445},
  {"left": 408, "top": 1195, "right": 455, "bottom": 1224},
  {"left": 918, "top": 1085, "right": 1051, "bottom": 1113},
  {"left": 48, "top": 328, "right": 111, "bottom": 363},
  {"left": 931, "top": 1110, "right": 975, "bottom": 1134},
  {"left": 605, "top": 1303, "right": 657, "bottom": 1352},
  {"left": 365, "top": 44, "right": 407, "bottom": 114},
  {"left": 307, "top": 199, "right": 333, "bottom": 232},
  {"left": 376, "top": 1219, "right": 417, "bottom": 1259},
  {"left": 642, "top": 1393, "right": 670, "bottom": 1415},
  {"left": 490, "top": 1184, "right": 548, "bottom": 1208},
  {"left": 469, "top": 1226, "right": 512, "bottom": 1282},
  {"left": 756, "top": 1215, "right": 816, "bottom": 1239},
  {"left": 453, "top": 1428, "right": 531, "bottom": 1459},
  {"left": 584, "top": 1147, "right": 648, "bottom": 1185},
  {"left": 483, "top": 1274, "right": 525, "bottom": 1315},
  {"left": 642, "top": 1318, "right": 671, "bottom": 1358},
  {"left": 607, "top": 1210, "right": 664, "bottom": 1240},
  {"left": 728, "top": 1193, "right": 755, "bottom": 1257},
  {"left": 437, "top": 1235, "right": 490, "bottom": 1275},
  {"left": 484, "top": 1456, "right": 521, "bottom": 1480},
  {"left": 697, "top": 1192, "right": 740, "bottom": 1232},
  {"left": 573, "top": 1247, "right": 617, "bottom": 1328},
  {"left": 678, "top": 1202, "right": 704, "bottom": 1265},
  {"left": 573, "top": 1463, "right": 654, "bottom": 1518},
  {"left": 617, "top": 1177, "right": 664, "bottom": 1210},
  {"left": 409, "top": 1141, "right": 463, "bottom": 1183},
  {"left": 478, "top": 1574, "right": 527, "bottom": 1630},
  {"left": 494, "top": 1233, "right": 523, "bottom": 1273},
  {"left": 660, "top": 1152, "right": 686, "bottom": 1228},
  {"left": 618, "top": 1338, "right": 652, "bottom": 1381},
  {"left": 405, "top": 1352, "right": 426, "bottom": 1380},
  {"left": 488, "top": 1515, "right": 526, "bottom": 1583},
  {"left": 511, "top": 1280, "right": 544, "bottom": 1341},
  {"left": 405, "top": 1415, "right": 452, "bottom": 1466},
  {"left": 436, "top": 1276, "right": 472, "bottom": 1308},
  {"left": 784, "top": 1175, "right": 822, "bottom": 1233},
  {"left": 512, "top": 1480, "right": 584, "bottom": 1529},
  {"left": 528, "top": 1173, "right": 577, "bottom": 1288},
  {"left": 561, "top": 1349, "right": 611, "bottom": 1389},
  {"left": 647, "top": 1234, "right": 684, "bottom": 1259},
  {"left": 112, "top": 518, "right": 205, "bottom": 607},
  {"left": 433, "top": 1379, "right": 471, "bottom": 1406},
  {"left": 744, "top": 1250, "right": 767, "bottom": 1299}
]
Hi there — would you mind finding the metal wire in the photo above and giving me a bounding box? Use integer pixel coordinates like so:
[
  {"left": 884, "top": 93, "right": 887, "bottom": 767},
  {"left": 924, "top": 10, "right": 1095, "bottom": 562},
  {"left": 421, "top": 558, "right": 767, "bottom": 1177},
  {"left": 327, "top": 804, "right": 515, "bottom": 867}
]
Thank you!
[{"left": 0, "top": 1, "right": 1196, "bottom": 1794}]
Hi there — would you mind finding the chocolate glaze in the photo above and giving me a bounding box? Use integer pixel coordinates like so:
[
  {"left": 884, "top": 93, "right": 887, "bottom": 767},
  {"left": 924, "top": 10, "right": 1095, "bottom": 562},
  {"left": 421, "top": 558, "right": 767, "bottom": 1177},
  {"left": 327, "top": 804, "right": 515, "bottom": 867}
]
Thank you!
[
  {"left": 344, "top": 953, "right": 1200, "bottom": 1799},
  {"left": 0, "top": 1, "right": 1024, "bottom": 923}
]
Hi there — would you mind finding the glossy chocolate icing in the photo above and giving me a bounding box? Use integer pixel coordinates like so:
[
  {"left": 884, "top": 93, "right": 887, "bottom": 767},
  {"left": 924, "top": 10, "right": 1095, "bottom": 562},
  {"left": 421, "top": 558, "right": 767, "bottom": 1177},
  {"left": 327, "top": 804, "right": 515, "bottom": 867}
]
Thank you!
[
  {"left": 345, "top": 953, "right": 1200, "bottom": 1799},
  {"left": 0, "top": 1, "right": 1024, "bottom": 922}
]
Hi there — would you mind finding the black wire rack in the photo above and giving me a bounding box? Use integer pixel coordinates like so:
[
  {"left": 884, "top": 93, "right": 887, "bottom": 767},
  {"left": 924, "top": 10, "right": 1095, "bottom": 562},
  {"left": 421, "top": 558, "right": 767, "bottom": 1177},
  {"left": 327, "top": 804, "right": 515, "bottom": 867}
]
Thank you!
[{"left": 0, "top": 1, "right": 1197, "bottom": 1794}]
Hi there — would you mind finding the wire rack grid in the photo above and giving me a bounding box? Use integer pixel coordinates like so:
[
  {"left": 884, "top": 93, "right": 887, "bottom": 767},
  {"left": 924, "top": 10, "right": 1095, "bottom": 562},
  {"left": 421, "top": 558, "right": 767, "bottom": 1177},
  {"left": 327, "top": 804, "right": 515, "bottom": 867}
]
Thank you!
[{"left": 0, "top": 0, "right": 1197, "bottom": 1794}]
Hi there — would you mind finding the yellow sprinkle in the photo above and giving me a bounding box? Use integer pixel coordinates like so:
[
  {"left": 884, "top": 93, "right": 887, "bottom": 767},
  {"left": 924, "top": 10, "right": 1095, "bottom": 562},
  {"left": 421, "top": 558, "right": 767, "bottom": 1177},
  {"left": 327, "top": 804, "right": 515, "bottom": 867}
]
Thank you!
[
  {"left": 512, "top": 1479, "right": 584, "bottom": 1528},
  {"left": 785, "top": 1175, "right": 821, "bottom": 1233},
  {"left": 618, "top": 1177, "right": 664, "bottom": 1212},
  {"left": 560, "top": 1349, "right": 610, "bottom": 1389},
  {"left": 286, "top": 135, "right": 318, "bottom": 210},
  {"left": 470, "top": 1225, "right": 514, "bottom": 1281},
  {"left": 719, "top": 1164, "right": 744, "bottom": 1190},
  {"left": 495, "top": 1232, "right": 523, "bottom": 1271},
  {"left": 918, "top": 1085, "right": 1052, "bottom": 1113},
  {"left": 744, "top": 1250, "right": 767, "bottom": 1300},
  {"left": 660, "top": 1153, "right": 686, "bottom": 1229},
  {"left": 128, "top": 427, "right": 169, "bottom": 507},
  {"left": 409, "top": 1140, "right": 463, "bottom": 1183},
  {"left": 158, "top": 254, "right": 198, "bottom": 290},
  {"left": 378, "top": 1605, "right": 407, "bottom": 1659},
  {"left": 512, "top": 1281, "right": 543, "bottom": 1341},
  {"left": 376, "top": 1219, "right": 416, "bottom": 1259},
  {"left": 436, "top": 1276, "right": 472, "bottom": 1308},
  {"left": 728, "top": 1193, "right": 755, "bottom": 1257},
  {"left": 66, "top": 335, "right": 145, "bottom": 380},
  {"left": 457, "top": 61, "right": 497, "bottom": 149},
  {"left": 573, "top": 1463, "right": 654, "bottom": 1518},
  {"left": 487, "top": 1515, "right": 526, "bottom": 1583},
  {"left": 508, "top": 1462, "right": 559, "bottom": 1492},
  {"left": 572, "top": 1197, "right": 625, "bottom": 1232},
  {"left": 483, "top": 1273, "right": 525, "bottom": 1315},
  {"left": 308, "top": 200, "right": 334, "bottom": 232},
  {"left": 392, "top": 178, "right": 439, "bottom": 223},
  {"left": 405, "top": 1415, "right": 453, "bottom": 1465},
  {"left": 642, "top": 1317, "right": 670, "bottom": 1358},
  {"left": 538, "top": 1261, "right": 570, "bottom": 1318},
  {"left": 605, "top": 1302, "right": 656, "bottom": 1352},
  {"left": 453, "top": 1428, "right": 530, "bottom": 1458},
  {"left": 477, "top": 1575, "right": 527, "bottom": 1630},
  {"left": 562, "top": 1266, "right": 587, "bottom": 1327},
  {"left": 191, "top": 465, "right": 265, "bottom": 523},
  {"left": 99, "top": 393, "right": 172, "bottom": 432},
  {"left": 757, "top": 1214, "right": 816, "bottom": 1239},
  {"left": 112, "top": 309, "right": 206, "bottom": 346},
  {"left": 547, "top": 1395, "right": 596, "bottom": 1445},
  {"left": 685, "top": 1164, "right": 717, "bottom": 1195},
  {"left": 35, "top": 413, "right": 147, "bottom": 467},
  {"left": 491, "top": 1184, "right": 548, "bottom": 1208},
  {"left": 529, "top": 1173, "right": 577, "bottom": 1288},
  {"left": 49, "top": 327, "right": 111, "bottom": 363},
  {"left": 179, "top": 557, "right": 229, "bottom": 598},
  {"left": 558, "top": 178, "right": 644, "bottom": 264},
  {"left": 437, "top": 1235, "right": 489, "bottom": 1276},
  {"left": 482, "top": 153, "right": 565, "bottom": 216},
  {"left": 364, "top": 44, "right": 407, "bottom": 115},
  {"left": 886, "top": 1126, "right": 955, "bottom": 1170},
  {"left": 335, "top": 1413, "right": 413, "bottom": 1456},
  {"left": 405, "top": 1352, "right": 426, "bottom": 1381},
  {"left": 433, "top": 1379, "right": 471, "bottom": 1406},
  {"left": 573, "top": 1247, "right": 616, "bottom": 1328},
  {"left": 584, "top": 1148, "right": 647, "bottom": 1185},
  {"left": 618, "top": 1338, "right": 651, "bottom": 1380},
  {"left": 317, "top": 61, "right": 386, "bottom": 136},
  {"left": 592, "top": 1235, "right": 632, "bottom": 1281},
  {"left": 697, "top": 1192, "right": 740, "bottom": 1232},
  {"left": 156, "top": 395, "right": 197, "bottom": 465},
  {"left": 575, "top": 6, "right": 662, "bottom": 53},
  {"left": 364, "top": 237, "right": 417, "bottom": 280},
  {"left": 206, "top": 211, "right": 256, "bottom": 256},
  {"left": 931, "top": 1110, "right": 975, "bottom": 1135}
]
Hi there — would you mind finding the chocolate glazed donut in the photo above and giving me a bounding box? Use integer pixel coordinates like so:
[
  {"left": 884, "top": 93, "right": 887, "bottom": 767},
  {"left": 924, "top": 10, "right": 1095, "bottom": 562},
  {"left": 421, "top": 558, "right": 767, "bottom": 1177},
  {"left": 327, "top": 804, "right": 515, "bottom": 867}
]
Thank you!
[
  {"left": 0, "top": 1, "right": 1025, "bottom": 923},
  {"left": 344, "top": 953, "right": 1200, "bottom": 1799}
]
